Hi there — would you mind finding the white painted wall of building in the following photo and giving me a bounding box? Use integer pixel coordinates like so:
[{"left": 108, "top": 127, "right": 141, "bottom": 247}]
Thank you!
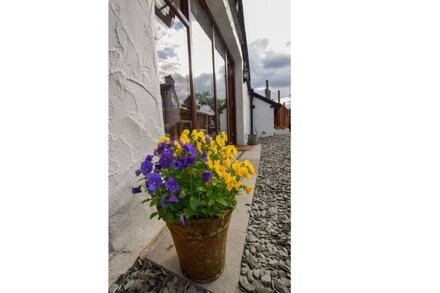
[
  {"left": 253, "top": 98, "right": 274, "bottom": 138},
  {"left": 109, "top": 0, "right": 165, "bottom": 284}
]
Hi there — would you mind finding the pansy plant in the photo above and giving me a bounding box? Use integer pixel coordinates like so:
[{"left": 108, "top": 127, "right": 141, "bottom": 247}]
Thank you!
[{"left": 132, "top": 130, "right": 255, "bottom": 226}]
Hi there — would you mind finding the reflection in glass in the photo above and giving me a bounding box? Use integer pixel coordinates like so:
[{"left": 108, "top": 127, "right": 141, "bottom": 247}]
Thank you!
[
  {"left": 155, "top": 12, "right": 192, "bottom": 139},
  {"left": 214, "top": 34, "right": 227, "bottom": 135},
  {"left": 190, "top": 0, "right": 215, "bottom": 135}
]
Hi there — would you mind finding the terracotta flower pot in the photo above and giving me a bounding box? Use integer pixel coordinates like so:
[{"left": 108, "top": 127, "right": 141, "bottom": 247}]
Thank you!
[{"left": 165, "top": 209, "right": 233, "bottom": 283}]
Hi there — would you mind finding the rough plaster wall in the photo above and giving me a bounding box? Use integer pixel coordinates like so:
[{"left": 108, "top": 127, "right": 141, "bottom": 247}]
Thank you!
[
  {"left": 253, "top": 98, "right": 274, "bottom": 138},
  {"left": 109, "top": 0, "right": 165, "bottom": 284}
]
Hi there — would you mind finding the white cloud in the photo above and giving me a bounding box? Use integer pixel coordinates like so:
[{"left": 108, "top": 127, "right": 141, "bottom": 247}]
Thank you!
[{"left": 248, "top": 38, "right": 291, "bottom": 108}]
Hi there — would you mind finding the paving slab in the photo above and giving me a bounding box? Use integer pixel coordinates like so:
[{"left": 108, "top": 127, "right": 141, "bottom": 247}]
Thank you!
[{"left": 143, "top": 145, "right": 262, "bottom": 293}]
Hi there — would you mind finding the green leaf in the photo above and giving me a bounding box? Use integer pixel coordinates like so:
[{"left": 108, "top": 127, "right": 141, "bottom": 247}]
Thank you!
[
  {"left": 165, "top": 212, "right": 174, "bottom": 223},
  {"left": 158, "top": 208, "right": 166, "bottom": 219},
  {"left": 216, "top": 197, "right": 228, "bottom": 206},
  {"left": 197, "top": 186, "right": 207, "bottom": 192},
  {"left": 189, "top": 197, "right": 198, "bottom": 211},
  {"left": 184, "top": 208, "right": 192, "bottom": 219},
  {"left": 149, "top": 212, "right": 158, "bottom": 219}
]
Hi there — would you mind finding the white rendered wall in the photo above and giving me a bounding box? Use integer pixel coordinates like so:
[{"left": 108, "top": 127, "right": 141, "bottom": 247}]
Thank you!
[
  {"left": 109, "top": 0, "right": 165, "bottom": 284},
  {"left": 253, "top": 98, "right": 275, "bottom": 138}
]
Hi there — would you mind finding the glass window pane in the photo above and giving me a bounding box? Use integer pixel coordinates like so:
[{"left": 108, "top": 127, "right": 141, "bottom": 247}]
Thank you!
[
  {"left": 190, "top": 0, "right": 215, "bottom": 135},
  {"left": 214, "top": 33, "right": 227, "bottom": 135},
  {"left": 155, "top": 12, "right": 192, "bottom": 139}
]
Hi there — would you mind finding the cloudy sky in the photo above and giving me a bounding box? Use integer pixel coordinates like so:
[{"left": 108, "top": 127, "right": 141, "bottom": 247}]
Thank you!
[{"left": 243, "top": 0, "right": 291, "bottom": 108}]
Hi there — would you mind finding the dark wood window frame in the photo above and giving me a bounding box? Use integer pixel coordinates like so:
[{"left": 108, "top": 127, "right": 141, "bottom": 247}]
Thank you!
[{"left": 159, "top": 0, "right": 236, "bottom": 142}]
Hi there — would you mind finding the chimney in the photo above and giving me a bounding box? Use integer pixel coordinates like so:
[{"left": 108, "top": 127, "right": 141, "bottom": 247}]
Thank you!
[
  {"left": 265, "top": 80, "right": 270, "bottom": 99},
  {"left": 278, "top": 90, "right": 281, "bottom": 104},
  {"left": 165, "top": 75, "right": 175, "bottom": 86}
]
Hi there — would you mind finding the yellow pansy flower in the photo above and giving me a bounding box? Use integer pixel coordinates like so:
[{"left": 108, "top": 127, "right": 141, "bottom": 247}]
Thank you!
[
  {"left": 222, "top": 159, "right": 231, "bottom": 168},
  {"left": 243, "top": 160, "right": 255, "bottom": 174},
  {"left": 245, "top": 186, "right": 252, "bottom": 194},
  {"left": 247, "top": 164, "right": 255, "bottom": 175},
  {"left": 210, "top": 143, "right": 218, "bottom": 154},
  {"left": 180, "top": 133, "right": 190, "bottom": 145},
  {"left": 191, "top": 129, "right": 200, "bottom": 140},
  {"left": 216, "top": 135, "right": 224, "bottom": 147},
  {"left": 221, "top": 131, "right": 227, "bottom": 141},
  {"left": 207, "top": 159, "right": 214, "bottom": 169},
  {"left": 215, "top": 165, "right": 224, "bottom": 178},
  {"left": 234, "top": 181, "right": 242, "bottom": 191},
  {"left": 238, "top": 166, "right": 248, "bottom": 177},
  {"left": 199, "top": 133, "right": 206, "bottom": 143},
  {"left": 232, "top": 161, "right": 240, "bottom": 174},
  {"left": 226, "top": 178, "right": 234, "bottom": 191},
  {"left": 159, "top": 136, "right": 170, "bottom": 143}
]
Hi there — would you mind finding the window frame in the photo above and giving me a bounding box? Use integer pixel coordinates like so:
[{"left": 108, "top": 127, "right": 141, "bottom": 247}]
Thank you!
[{"left": 157, "top": 0, "right": 235, "bottom": 140}]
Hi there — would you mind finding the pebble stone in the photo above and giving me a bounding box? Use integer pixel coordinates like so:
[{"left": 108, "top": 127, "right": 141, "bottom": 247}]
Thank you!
[
  {"left": 109, "top": 258, "right": 210, "bottom": 293},
  {"left": 238, "top": 134, "right": 291, "bottom": 292}
]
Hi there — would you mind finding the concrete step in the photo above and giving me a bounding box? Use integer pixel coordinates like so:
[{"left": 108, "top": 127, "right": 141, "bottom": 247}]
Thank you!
[{"left": 141, "top": 144, "right": 262, "bottom": 293}]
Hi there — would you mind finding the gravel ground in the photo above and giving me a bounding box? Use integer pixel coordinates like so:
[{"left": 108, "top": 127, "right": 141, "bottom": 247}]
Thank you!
[
  {"left": 238, "top": 134, "right": 291, "bottom": 293},
  {"left": 109, "top": 258, "right": 210, "bottom": 293}
]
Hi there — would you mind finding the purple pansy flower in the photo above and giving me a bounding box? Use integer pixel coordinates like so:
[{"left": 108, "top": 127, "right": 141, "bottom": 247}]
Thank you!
[
  {"left": 159, "top": 149, "right": 174, "bottom": 168},
  {"left": 164, "top": 177, "right": 180, "bottom": 193},
  {"left": 161, "top": 194, "right": 169, "bottom": 208},
  {"left": 168, "top": 195, "right": 179, "bottom": 204},
  {"left": 135, "top": 169, "right": 141, "bottom": 176},
  {"left": 160, "top": 194, "right": 179, "bottom": 208},
  {"left": 183, "top": 143, "right": 197, "bottom": 158},
  {"left": 146, "top": 154, "right": 154, "bottom": 161},
  {"left": 184, "top": 154, "right": 196, "bottom": 167},
  {"left": 201, "top": 151, "right": 207, "bottom": 163},
  {"left": 140, "top": 159, "right": 153, "bottom": 175},
  {"left": 146, "top": 173, "right": 162, "bottom": 192},
  {"left": 173, "top": 158, "right": 185, "bottom": 170},
  {"left": 179, "top": 215, "right": 186, "bottom": 226},
  {"left": 131, "top": 187, "right": 142, "bottom": 194},
  {"left": 202, "top": 171, "right": 213, "bottom": 182},
  {"left": 205, "top": 135, "right": 211, "bottom": 143},
  {"left": 156, "top": 142, "right": 168, "bottom": 155}
]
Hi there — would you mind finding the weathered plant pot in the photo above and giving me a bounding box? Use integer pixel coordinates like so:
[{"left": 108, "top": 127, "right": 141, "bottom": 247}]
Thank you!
[{"left": 165, "top": 209, "right": 233, "bottom": 283}]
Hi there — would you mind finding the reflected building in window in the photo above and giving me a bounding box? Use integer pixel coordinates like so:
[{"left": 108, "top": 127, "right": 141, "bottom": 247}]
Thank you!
[{"left": 155, "top": 9, "right": 192, "bottom": 139}]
